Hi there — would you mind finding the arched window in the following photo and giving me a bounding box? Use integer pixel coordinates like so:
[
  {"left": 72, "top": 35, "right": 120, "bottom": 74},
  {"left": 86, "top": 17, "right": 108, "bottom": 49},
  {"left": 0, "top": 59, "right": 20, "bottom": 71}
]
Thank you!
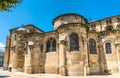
[
  {"left": 46, "top": 38, "right": 56, "bottom": 52},
  {"left": 106, "top": 26, "right": 113, "bottom": 31},
  {"left": 89, "top": 38, "right": 97, "bottom": 54},
  {"left": 69, "top": 33, "right": 79, "bottom": 51},
  {"left": 105, "top": 43, "right": 112, "bottom": 54}
]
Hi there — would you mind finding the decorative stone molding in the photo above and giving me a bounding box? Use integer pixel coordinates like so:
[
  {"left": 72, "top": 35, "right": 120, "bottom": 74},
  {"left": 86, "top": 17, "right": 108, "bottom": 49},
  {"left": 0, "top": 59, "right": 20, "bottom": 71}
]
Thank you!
[
  {"left": 114, "top": 41, "right": 120, "bottom": 45},
  {"left": 60, "top": 40, "right": 66, "bottom": 45}
]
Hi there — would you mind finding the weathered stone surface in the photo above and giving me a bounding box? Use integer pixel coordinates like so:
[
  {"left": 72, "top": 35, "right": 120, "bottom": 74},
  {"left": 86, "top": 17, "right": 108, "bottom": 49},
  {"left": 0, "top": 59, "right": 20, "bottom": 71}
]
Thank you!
[{"left": 3, "top": 14, "right": 120, "bottom": 76}]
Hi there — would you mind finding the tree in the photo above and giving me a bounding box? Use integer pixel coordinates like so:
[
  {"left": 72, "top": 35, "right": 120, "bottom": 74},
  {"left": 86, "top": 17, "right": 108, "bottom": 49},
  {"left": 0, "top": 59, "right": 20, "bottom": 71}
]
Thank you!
[{"left": 0, "top": 0, "right": 22, "bottom": 11}]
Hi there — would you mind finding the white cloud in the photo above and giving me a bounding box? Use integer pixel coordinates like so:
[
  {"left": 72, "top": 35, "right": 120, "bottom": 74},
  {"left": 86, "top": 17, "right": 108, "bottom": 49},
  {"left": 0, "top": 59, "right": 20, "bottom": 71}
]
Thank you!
[
  {"left": 0, "top": 43, "right": 5, "bottom": 51},
  {"left": 0, "top": 43, "right": 5, "bottom": 47}
]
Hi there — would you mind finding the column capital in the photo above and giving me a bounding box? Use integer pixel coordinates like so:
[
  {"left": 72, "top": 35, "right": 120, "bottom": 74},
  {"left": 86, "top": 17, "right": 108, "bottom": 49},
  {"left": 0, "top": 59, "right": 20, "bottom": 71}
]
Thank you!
[
  {"left": 114, "top": 41, "right": 120, "bottom": 45},
  {"left": 60, "top": 40, "right": 66, "bottom": 45}
]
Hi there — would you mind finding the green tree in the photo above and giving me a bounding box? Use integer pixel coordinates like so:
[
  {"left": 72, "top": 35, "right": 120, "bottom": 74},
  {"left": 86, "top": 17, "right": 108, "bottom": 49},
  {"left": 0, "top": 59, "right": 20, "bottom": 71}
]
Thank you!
[{"left": 0, "top": 0, "right": 22, "bottom": 11}]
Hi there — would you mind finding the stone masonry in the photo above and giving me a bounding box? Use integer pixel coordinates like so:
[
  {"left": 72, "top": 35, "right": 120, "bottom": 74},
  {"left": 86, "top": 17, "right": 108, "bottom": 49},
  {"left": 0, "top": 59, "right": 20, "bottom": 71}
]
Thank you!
[{"left": 3, "top": 13, "right": 120, "bottom": 76}]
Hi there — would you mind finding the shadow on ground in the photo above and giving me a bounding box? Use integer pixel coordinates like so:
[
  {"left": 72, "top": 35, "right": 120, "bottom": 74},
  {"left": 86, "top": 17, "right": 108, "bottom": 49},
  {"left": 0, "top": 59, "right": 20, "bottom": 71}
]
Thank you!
[{"left": 90, "top": 72, "right": 112, "bottom": 76}]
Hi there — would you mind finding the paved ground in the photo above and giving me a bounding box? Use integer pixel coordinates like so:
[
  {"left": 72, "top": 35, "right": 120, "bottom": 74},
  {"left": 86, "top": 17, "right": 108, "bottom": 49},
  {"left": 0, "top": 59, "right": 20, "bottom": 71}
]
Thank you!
[{"left": 0, "top": 68, "right": 120, "bottom": 78}]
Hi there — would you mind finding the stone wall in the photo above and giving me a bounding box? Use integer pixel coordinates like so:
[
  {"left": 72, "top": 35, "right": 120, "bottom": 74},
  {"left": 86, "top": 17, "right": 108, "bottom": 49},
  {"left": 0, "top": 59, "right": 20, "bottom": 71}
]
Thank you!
[
  {"left": 44, "top": 53, "right": 58, "bottom": 73},
  {"left": 4, "top": 14, "right": 120, "bottom": 76},
  {"left": 3, "top": 36, "right": 10, "bottom": 70},
  {"left": 88, "top": 32, "right": 100, "bottom": 73},
  {"left": 57, "top": 24, "right": 88, "bottom": 76},
  {"left": 53, "top": 14, "right": 88, "bottom": 30},
  {"left": 101, "top": 32, "right": 118, "bottom": 73},
  {"left": 88, "top": 16, "right": 120, "bottom": 32}
]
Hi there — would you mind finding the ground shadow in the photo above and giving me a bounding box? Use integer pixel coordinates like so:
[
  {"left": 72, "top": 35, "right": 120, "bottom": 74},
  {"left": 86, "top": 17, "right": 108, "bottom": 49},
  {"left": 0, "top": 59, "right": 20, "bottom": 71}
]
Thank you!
[{"left": 90, "top": 72, "right": 112, "bottom": 76}]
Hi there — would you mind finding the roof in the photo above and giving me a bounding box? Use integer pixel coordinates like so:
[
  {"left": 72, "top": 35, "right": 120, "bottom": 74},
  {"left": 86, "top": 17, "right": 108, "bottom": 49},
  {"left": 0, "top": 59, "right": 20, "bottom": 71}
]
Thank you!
[
  {"left": 52, "top": 13, "right": 88, "bottom": 25},
  {"left": 88, "top": 15, "right": 120, "bottom": 23},
  {"left": 10, "top": 24, "right": 45, "bottom": 32}
]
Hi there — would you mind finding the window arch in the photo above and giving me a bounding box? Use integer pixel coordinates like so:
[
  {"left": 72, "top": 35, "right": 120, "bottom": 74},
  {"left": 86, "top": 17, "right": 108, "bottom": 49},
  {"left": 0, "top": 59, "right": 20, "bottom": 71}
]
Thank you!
[
  {"left": 106, "top": 26, "right": 113, "bottom": 31},
  {"left": 69, "top": 33, "right": 79, "bottom": 51},
  {"left": 105, "top": 43, "right": 112, "bottom": 54},
  {"left": 46, "top": 38, "right": 56, "bottom": 52},
  {"left": 89, "top": 38, "right": 97, "bottom": 54}
]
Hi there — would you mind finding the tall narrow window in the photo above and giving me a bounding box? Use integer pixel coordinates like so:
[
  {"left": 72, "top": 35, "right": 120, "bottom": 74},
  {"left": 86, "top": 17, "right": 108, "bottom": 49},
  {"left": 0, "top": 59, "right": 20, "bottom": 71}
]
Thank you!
[
  {"left": 69, "top": 33, "right": 79, "bottom": 51},
  {"left": 106, "top": 19, "right": 112, "bottom": 25},
  {"left": 25, "top": 42, "right": 28, "bottom": 55},
  {"left": 13, "top": 46, "right": 16, "bottom": 52},
  {"left": 46, "top": 38, "right": 56, "bottom": 52},
  {"left": 89, "top": 38, "right": 97, "bottom": 54},
  {"left": 46, "top": 39, "right": 51, "bottom": 52},
  {"left": 52, "top": 39, "right": 56, "bottom": 51},
  {"left": 14, "top": 34, "right": 17, "bottom": 40},
  {"left": 105, "top": 43, "right": 112, "bottom": 54}
]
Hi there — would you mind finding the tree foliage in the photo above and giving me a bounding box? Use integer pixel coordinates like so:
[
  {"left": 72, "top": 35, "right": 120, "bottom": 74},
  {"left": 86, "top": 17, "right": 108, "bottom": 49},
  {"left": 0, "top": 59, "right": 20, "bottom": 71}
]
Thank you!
[{"left": 0, "top": 0, "right": 22, "bottom": 11}]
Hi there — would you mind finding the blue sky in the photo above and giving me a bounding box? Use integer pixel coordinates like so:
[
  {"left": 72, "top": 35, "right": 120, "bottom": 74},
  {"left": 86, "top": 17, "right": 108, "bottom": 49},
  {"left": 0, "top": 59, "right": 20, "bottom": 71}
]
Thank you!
[{"left": 0, "top": 0, "right": 120, "bottom": 50}]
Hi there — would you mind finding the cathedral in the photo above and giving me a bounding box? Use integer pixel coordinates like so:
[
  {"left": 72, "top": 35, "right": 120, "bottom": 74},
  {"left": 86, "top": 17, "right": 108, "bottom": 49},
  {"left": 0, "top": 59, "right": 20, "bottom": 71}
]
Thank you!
[{"left": 3, "top": 13, "right": 120, "bottom": 76}]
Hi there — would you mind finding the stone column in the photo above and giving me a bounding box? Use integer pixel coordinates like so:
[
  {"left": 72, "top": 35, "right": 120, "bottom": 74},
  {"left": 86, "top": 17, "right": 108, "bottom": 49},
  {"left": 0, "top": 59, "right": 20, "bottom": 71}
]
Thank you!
[
  {"left": 39, "top": 44, "right": 43, "bottom": 73},
  {"left": 59, "top": 40, "right": 66, "bottom": 76},
  {"left": 83, "top": 38, "right": 90, "bottom": 76},
  {"left": 32, "top": 43, "right": 41, "bottom": 73},
  {"left": 115, "top": 43, "right": 120, "bottom": 72},
  {"left": 12, "top": 41, "right": 18, "bottom": 72},
  {"left": 24, "top": 41, "right": 34, "bottom": 74},
  {"left": 3, "top": 36, "right": 10, "bottom": 70},
  {"left": 98, "top": 44, "right": 104, "bottom": 73}
]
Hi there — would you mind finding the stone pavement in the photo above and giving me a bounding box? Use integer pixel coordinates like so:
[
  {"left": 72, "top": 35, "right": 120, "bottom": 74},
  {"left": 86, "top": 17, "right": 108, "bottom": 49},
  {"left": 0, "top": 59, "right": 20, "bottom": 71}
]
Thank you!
[{"left": 0, "top": 68, "right": 120, "bottom": 78}]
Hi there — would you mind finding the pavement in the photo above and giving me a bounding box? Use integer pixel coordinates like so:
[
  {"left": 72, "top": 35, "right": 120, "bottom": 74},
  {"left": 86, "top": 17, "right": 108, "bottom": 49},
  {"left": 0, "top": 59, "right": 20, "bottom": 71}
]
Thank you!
[{"left": 0, "top": 68, "right": 120, "bottom": 78}]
